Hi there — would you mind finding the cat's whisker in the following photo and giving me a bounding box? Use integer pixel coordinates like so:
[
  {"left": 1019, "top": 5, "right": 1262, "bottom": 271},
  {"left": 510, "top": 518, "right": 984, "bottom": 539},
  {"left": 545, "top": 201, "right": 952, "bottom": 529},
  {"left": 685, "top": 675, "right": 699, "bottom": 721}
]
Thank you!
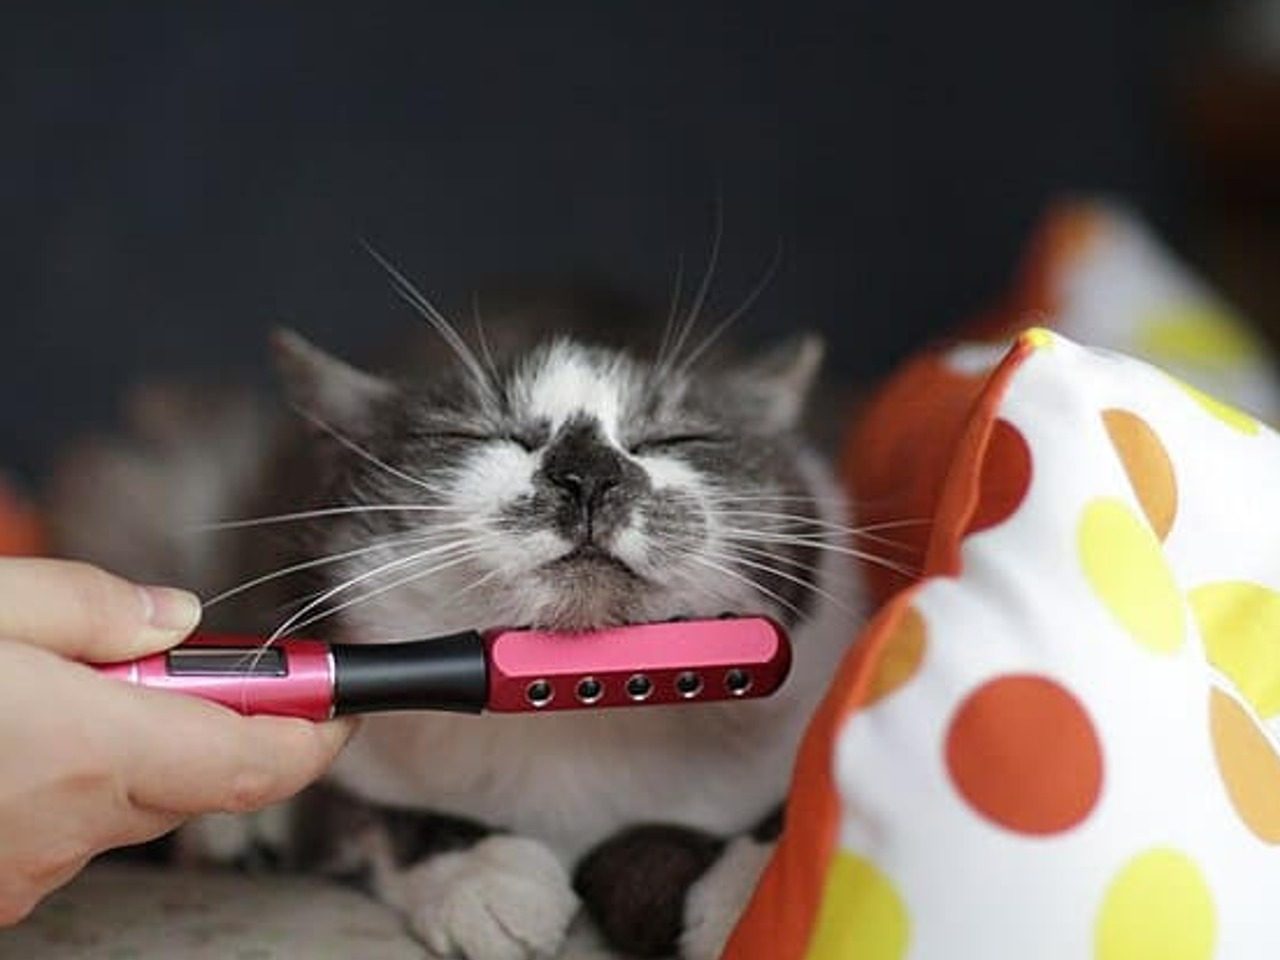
[
  {"left": 673, "top": 239, "right": 783, "bottom": 377},
  {"left": 451, "top": 566, "right": 503, "bottom": 602},
  {"left": 716, "top": 514, "right": 916, "bottom": 552},
  {"left": 240, "top": 536, "right": 495, "bottom": 679},
  {"left": 200, "top": 520, "right": 500, "bottom": 610},
  {"left": 717, "top": 521, "right": 902, "bottom": 543},
  {"left": 222, "top": 542, "right": 486, "bottom": 701},
  {"left": 678, "top": 551, "right": 808, "bottom": 622},
  {"left": 712, "top": 505, "right": 917, "bottom": 528},
  {"left": 653, "top": 253, "right": 686, "bottom": 377},
  {"left": 658, "top": 199, "right": 723, "bottom": 384},
  {"left": 286, "top": 548, "right": 490, "bottom": 638},
  {"left": 471, "top": 292, "right": 504, "bottom": 403},
  {"left": 698, "top": 544, "right": 864, "bottom": 618},
  {"left": 721, "top": 539, "right": 824, "bottom": 572},
  {"left": 266, "top": 534, "right": 496, "bottom": 645},
  {"left": 271, "top": 584, "right": 336, "bottom": 616},
  {"left": 711, "top": 488, "right": 929, "bottom": 516},
  {"left": 700, "top": 492, "right": 852, "bottom": 505},
  {"left": 716, "top": 508, "right": 883, "bottom": 534},
  {"left": 719, "top": 522, "right": 912, "bottom": 555},
  {"left": 700, "top": 495, "right": 932, "bottom": 526},
  {"left": 646, "top": 525, "right": 877, "bottom": 614},
  {"left": 202, "top": 531, "right": 448, "bottom": 609},
  {"left": 720, "top": 525, "right": 901, "bottom": 553},
  {"left": 715, "top": 510, "right": 916, "bottom": 553},
  {"left": 267, "top": 537, "right": 495, "bottom": 623},
  {"left": 360, "top": 240, "right": 498, "bottom": 407},
  {"left": 719, "top": 529, "right": 920, "bottom": 579},
  {"left": 846, "top": 518, "right": 933, "bottom": 532},
  {"left": 188, "top": 502, "right": 463, "bottom": 534},
  {"left": 293, "top": 407, "right": 446, "bottom": 495},
  {"left": 643, "top": 517, "right": 901, "bottom": 560},
  {"left": 823, "top": 529, "right": 914, "bottom": 553}
]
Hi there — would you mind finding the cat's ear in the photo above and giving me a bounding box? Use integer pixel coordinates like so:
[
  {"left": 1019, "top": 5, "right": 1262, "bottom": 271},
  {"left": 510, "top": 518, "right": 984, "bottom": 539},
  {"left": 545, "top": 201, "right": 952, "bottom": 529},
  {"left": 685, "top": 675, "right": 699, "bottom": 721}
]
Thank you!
[
  {"left": 270, "top": 328, "right": 394, "bottom": 432},
  {"left": 737, "top": 334, "right": 824, "bottom": 432}
]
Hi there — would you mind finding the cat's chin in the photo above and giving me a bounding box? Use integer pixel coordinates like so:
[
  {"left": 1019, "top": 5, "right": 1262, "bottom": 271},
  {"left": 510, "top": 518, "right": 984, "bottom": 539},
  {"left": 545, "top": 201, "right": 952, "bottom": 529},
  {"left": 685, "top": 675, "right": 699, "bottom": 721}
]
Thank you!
[
  {"left": 521, "top": 595, "right": 728, "bottom": 634},
  {"left": 545, "top": 544, "right": 643, "bottom": 582},
  {"left": 512, "top": 552, "right": 699, "bottom": 632},
  {"left": 529, "top": 569, "right": 646, "bottom": 632}
]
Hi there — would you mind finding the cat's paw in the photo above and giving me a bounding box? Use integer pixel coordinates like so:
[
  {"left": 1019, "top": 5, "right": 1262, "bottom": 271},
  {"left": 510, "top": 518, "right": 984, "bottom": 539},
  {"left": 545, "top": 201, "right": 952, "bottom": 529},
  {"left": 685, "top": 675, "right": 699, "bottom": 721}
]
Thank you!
[
  {"left": 395, "top": 835, "right": 580, "bottom": 960},
  {"left": 679, "top": 837, "right": 773, "bottom": 960},
  {"left": 172, "top": 807, "right": 291, "bottom": 870}
]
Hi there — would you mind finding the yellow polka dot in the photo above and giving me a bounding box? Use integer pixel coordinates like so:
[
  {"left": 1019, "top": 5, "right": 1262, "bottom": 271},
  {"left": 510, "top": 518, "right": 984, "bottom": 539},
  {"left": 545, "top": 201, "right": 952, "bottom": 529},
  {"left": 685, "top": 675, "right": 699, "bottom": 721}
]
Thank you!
[
  {"left": 1095, "top": 848, "right": 1216, "bottom": 960},
  {"left": 1023, "top": 327, "right": 1055, "bottom": 350},
  {"left": 1078, "top": 498, "right": 1185, "bottom": 653},
  {"left": 1139, "top": 302, "right": 1260, "bottom": 368},
  {"left": 1191, "top": 582, "right": 1280, "bottom": 718},
  {"left": 1173, "top": 378, "right": 1260, "bottom": 436},
  {"left": 864, "top": 607, "right": 927, "bottom": 706},
  {"left": 806, "top": 851, "right": 909, "bottom": 960}
]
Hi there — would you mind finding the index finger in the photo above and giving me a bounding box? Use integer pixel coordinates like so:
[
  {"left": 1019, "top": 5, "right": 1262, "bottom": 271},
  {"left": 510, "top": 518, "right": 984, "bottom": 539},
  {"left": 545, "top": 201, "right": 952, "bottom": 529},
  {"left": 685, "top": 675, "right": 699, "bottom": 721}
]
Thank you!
[{"left": 0, "top": 558, "right": 201, "bottom": 661}]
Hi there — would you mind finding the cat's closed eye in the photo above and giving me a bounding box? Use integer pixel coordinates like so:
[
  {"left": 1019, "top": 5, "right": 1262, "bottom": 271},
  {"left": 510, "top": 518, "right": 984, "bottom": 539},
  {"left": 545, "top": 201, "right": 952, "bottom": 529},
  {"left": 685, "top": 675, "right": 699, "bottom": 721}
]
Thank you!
[
  {"left": 415, "top": 427, "right": 547, "bottom": 452},
  {"left": 628, "top": 433, "right": 726, "bottom": 455},
  {"left": 504, "top": 430, "right": 545, "bottom": 452},
  {"left": 416, "top": 430, "right": 494, "bottom": 446}
]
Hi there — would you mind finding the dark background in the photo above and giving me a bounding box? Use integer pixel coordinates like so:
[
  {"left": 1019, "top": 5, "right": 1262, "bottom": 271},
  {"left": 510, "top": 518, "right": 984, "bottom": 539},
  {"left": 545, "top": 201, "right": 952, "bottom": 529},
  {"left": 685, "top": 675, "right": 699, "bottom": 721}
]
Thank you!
[{"left": 2, "top": 2, "right": 1250, "bottom": 483}]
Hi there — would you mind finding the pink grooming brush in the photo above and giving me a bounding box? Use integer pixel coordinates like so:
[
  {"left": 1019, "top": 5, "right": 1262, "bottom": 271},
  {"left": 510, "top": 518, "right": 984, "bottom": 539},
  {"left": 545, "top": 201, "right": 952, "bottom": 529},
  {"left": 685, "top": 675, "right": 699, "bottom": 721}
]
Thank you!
[{"left": 94, "top": 617, "right": 791, "bottom": 720}]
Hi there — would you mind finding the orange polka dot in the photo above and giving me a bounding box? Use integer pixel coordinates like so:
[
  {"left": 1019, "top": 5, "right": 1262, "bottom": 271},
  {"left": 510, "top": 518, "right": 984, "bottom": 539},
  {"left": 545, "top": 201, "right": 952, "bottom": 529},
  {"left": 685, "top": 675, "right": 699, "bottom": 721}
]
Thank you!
[
  {"left": 1208, "top": 686, "right": 1280, "bottom": 844},
  {"left": 1102, "top": 409, "right": 1177, "bottom": 540},
  {"left": 967, "top": 419, "right": 1033, "bottom": 534},
  {"left": 945, "top": 674, "right": 1103, "bottom": 835},
  {"left": 864, "top": 607, "right": 927, "bottom": 706}
]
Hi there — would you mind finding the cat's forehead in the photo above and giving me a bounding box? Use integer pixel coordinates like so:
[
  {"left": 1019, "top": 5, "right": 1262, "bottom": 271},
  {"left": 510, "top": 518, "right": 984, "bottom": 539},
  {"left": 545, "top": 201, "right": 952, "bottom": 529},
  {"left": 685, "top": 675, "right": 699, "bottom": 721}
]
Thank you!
[{"left": 509, "top": 341, "right": 650, "bottom": 435}]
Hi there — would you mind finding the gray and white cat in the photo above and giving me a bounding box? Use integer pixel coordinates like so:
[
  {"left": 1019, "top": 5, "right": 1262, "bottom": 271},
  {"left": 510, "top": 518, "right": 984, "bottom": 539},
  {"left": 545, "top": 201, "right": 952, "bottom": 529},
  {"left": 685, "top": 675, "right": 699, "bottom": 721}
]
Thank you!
[{"left": 48, "top": 282, "right": 862, "bottom": 959}]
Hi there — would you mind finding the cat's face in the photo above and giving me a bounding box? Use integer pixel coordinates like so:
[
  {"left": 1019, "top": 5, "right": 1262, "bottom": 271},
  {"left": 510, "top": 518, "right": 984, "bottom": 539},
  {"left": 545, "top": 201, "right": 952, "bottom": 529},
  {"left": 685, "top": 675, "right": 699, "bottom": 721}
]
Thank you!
[{"left": 274, "top": 331, "right": 828, "bottom": 638}]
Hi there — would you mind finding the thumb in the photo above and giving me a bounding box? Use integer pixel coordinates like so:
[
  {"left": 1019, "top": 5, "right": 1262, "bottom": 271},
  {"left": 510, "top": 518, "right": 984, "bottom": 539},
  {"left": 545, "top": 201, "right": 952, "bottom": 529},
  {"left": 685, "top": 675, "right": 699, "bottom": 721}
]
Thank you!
[{"left": 0, "top": 558, "right": 201, "bottom": 662}]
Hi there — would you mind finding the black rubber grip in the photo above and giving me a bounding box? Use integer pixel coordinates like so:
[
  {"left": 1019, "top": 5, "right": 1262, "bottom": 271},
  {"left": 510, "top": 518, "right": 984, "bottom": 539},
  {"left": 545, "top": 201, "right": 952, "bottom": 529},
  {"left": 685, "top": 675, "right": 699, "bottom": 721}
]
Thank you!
[{"left": 331, "top": 632, "right": 487, "bottom": 715}]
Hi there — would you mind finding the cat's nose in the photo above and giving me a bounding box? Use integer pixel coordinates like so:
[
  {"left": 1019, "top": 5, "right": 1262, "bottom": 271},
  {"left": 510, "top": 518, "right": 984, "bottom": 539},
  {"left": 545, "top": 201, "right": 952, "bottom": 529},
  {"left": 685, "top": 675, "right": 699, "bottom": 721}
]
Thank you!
[
  {"left": 540, "top": 417, "right": 639, "bottom": 541},
  {"left": 541, "top": 416, "right": 628, "bottom": 509},
  {"left": 547, "top": 466, "right": 622, "bottom": 510}
]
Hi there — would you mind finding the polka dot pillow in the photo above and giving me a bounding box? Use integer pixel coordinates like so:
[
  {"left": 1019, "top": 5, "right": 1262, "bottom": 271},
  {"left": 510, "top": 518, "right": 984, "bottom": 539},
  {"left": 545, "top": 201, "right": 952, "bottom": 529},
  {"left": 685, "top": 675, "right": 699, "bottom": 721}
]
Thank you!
[{"left": 725, "top": 205, "right": 1280, "bottom": 959}]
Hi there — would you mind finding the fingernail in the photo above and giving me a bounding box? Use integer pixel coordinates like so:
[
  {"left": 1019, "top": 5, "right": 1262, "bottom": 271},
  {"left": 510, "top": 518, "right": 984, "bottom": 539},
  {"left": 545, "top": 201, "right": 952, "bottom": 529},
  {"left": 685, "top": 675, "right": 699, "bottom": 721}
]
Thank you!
[{"left": 140, "top": 586, "right": 202, "bottom": 634}]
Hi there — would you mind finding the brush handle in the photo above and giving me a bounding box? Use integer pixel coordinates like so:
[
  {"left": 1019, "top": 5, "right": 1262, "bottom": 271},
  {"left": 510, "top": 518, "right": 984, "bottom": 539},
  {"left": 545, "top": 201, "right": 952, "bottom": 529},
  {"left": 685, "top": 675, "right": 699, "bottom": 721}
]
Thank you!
[{"left": 94, "top": 635, "right": 338, "bottom": 721}]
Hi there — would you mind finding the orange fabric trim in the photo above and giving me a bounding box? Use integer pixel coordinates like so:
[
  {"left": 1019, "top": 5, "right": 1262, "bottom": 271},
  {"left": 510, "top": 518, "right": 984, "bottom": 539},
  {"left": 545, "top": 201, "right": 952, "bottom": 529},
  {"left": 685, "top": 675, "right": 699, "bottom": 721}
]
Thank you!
[
  {"left": 725, "top": 335, "right": 1035, "bottom": 959},
  {"left": 840, "top": 353, "right": 985, "bottom": 608},
  {"left": 925, "top": 337, "right": 1035, "bottom": 574},
  {"left": 723, "top": 586, "right": 925, "bottom": 958}
]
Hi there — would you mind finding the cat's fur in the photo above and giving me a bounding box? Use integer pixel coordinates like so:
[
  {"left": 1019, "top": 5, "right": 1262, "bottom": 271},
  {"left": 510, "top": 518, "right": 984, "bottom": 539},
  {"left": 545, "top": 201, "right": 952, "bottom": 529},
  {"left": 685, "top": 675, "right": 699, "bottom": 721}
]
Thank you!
[{"left": 48, "top": 286, "right": 861, "bottom": 959}]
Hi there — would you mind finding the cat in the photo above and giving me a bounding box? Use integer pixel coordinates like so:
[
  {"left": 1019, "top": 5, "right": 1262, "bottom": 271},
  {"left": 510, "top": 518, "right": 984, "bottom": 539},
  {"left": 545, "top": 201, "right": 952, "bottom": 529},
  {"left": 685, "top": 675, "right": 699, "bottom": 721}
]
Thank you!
[{"left": 47, "top": 279, "right": 864, "bottom": 959}]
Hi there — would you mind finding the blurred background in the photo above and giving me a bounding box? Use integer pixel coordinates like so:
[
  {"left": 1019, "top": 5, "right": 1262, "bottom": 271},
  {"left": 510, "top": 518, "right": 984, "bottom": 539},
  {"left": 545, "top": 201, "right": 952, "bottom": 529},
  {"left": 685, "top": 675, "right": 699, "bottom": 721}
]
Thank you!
[{"left": 3, "top": 1, "right": 1277, "bottom": 483}]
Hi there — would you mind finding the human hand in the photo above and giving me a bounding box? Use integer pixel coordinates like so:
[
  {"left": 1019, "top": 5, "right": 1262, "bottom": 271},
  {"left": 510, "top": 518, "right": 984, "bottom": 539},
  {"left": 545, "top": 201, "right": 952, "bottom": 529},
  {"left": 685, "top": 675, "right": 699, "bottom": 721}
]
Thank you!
[{"left": 0, "top": 558, "right": 355, "bottom": 924}]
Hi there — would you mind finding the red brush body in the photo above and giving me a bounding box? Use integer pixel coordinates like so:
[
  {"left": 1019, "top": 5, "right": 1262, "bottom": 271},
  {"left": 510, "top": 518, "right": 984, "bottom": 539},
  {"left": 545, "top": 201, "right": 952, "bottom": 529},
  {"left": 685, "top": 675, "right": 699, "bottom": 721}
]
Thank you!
[{"left": 94, "top": 617, "right": 791, "bottom": 719}]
